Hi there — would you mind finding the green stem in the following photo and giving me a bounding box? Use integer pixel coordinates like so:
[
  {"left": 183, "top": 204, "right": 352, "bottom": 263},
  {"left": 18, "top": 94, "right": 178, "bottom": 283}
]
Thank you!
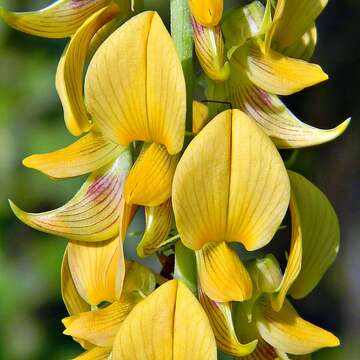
[{"left": 170, "top": 0, "right": 194, "bottom": 132}]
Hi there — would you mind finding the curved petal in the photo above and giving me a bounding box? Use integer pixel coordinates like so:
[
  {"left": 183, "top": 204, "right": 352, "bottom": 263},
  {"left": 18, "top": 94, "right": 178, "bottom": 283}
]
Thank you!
[
  {"left": 270, "top": 0, "right": 328, "bottom": 48},
  {"left": 63, "top": 295, "right": 137, "bottom": 347},
  {"left": 192, "top": 100, "right": 209, "bottom": 134},
  {"left": 199, "top": 287, "right": 257, "bottom": 356},
  {"left": 229, "top": 69, "right": 350, "bottom": 149},
  {"left": 119, "top": 199, "right": 137, "bottom": 242},
  {"left": 67, "top": 237, "right": 125, "bottom": 305},
  {"left": 61, "top": 248, "right": 90, "bottom": 315},
  {"left": 124, "top": 143, "right": 178, "bottom": 207},
  {"left": 271, "top": 193, "right": 302, "bottom": 311},
  {"left": 112, "top": 280, "right": 217, "bottom": 360},
  {"left": 239, "top": 44, "right": 328, "bottom": 96},
  {"left": 187, "top": 0, "right": 223, "bottom": 27},
  {"left": 173, "top": 109, "right": 290, "bottom": 251},
  {"left": 288, "top": 171, "right": 340, "bottom": 299},
  {"left": 238, "top": 339, "right": 281, "bottom": 360},
  {"left": 23, "top": 132, "right": 125, "bottom": 178},
  {"left": 0, "top": 0, "right": 110, "bottom": 38},
  {"left": 73, "top": 347, "right": 111, "bottom": 360},
  {"left": 137, "top": 200, "right": 173, "bottom": 257},
  {"left": 196, "top": 242, "right": 252, "bottom": 302},
  {"left": 255, "top": 298, "right": 339, "bottom": 355},
  {"left": 56, "top": 4, "right": 120, "bottom": 136},
  {"left": 10, "top": 151, "right": 132, "bottom": 241},
  {"left": 85, "top": 11, "right": 186, "bottom": 154}
]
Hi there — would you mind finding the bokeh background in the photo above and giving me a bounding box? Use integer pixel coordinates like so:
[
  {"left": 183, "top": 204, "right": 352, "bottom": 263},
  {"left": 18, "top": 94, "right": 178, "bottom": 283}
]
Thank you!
[{"left": 0, "top": 0, "right": 359, "bottom": 359}]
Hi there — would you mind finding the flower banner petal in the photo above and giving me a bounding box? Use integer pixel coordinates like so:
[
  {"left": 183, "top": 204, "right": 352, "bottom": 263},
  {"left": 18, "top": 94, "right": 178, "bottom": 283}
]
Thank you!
[
  {"left": 124, "top": 143, "right": 178, "bottom": 207},
  {"left": 240, "top": 44, "right": 328, "bottom": 96},
  {"left": 199, "top": 287, "right": 257, "bottom": 356},
  {"left": 188, "top": 0, "right": 223, "bottom": 27},
  {"left": 288, "top": 171, "right": 340, "bottom": 299},
  {"left": 196, "top": 242, "right": 253, "bottom": 302},
  {"left": 255, "top": 298, "right": 339, "bottom": 355},
  {"left": 112, "top": 280, "right": 217, "bottom": 359},
  {"left": 10, "top": 150, "right": 131, "bottom": 241},
  {"left": 23, "top": 132, "right": 125, "bottom": 178},
  {"left": 67, "top": 236, "right": 125, "bottom": 305},
  {"left": 0, "top": 0, "right": 110, "bottom": 38},
  {"left": 56, "top": 4, "right": 120, "bottom": 136},
  {"left": 137, "top": 199, "right": 173, "bottom": 257},
  {"left": 229, "top": 69, "right": 350, "bottom": 149},
  {"left": 85, "top": 11, "right": 186, "bottom": 154}
]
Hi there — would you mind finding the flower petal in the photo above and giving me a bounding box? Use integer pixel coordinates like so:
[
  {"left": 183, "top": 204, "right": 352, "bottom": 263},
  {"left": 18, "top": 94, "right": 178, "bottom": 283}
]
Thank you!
[
  {"left": 229, "top": 70, "right": 350, "bottom": 149},
  {"left": 61, "top": 247, "right": 90, "bottom": 315},
  {"left": 112, "top": 280, "right": 217, "bottom": 360},
  {"left": 124, "top": 143, "right": 179, "bottom": 207},
  {"left": 255, "top": 298, "right": 339, "bottom": 355},
  {"left": 73, "top": 347, "right": 111, "bottom": 360},
  {"left": 0, "top": 0, "right": 110, "bottom": 38},
  {"left": 271, "top": 193, "right": 302, "bottom": 311},
  {"left": 192, "top": 100, "right": 209, "bottom": 134},
  {"left": 85, "top": 11, "right": 186, "bottom": 154},
  {"left": 137, "top": 200, "right": 173, "bottom": 257},
  {"left": 239, "top": 44, "right": 328, "bottom": 96},
  {"left": 288, "top": 171, "right": 340, "bottom": 299},
  {"left": 68, "top": 236, "right": 125, "bottom": 305},
  {"left": 119, "top": 199, "right": 137, "bottom": 242},
  {"left": 56, "top": 4, "right": 120, "bottom": 136},
  {"left": 196, "top": 242, "right": 253, "bottom": 302},
  {"left": 237, "top": 339, "right": 281, "bottom": 360},
  {"left": 63, "top": 295, "right": 137, "bottom": 347},
  {"left": 23, "top": 132, "right": 125, "bottom": 178},
  {"left": 187, "top": 0, "right": 223, "bottom": 27},
  {"left": 270, "top": 0, "right": 328, "bottom": 48},
  {"left": 10, "top": 151, "right": 131, "bottom": 241},
  {"left": 173, "top": 109, "right": 290, "bottom": 250},
  {"left": 199, "top": 287, "right": 257, "bottom": 356}
]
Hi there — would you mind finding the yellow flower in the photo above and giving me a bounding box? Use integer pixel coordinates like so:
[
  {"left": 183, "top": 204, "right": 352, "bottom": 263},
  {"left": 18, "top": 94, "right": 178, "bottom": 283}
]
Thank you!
[{"left": 187, "top": 0, "right": 223, "bottom": 27}]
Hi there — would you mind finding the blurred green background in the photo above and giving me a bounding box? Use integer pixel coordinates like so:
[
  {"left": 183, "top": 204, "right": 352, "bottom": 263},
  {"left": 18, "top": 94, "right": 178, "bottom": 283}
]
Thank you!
[{"left": 0, "top": 0, "right": 359, "bottom": 359}]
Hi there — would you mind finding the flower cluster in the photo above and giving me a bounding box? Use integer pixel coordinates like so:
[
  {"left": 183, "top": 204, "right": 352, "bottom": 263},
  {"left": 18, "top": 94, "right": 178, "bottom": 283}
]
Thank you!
[{"left": 2, "top": 0, "right": 349, "bottom": 359}]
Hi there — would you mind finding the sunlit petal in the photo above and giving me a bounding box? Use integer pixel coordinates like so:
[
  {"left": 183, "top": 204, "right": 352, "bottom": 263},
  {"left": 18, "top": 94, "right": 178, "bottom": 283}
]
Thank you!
[
  {"left": 288, "top": 171, "right": 340, "bottom": 299},
  {"left": 188, "top": 0, "right": 223, "bottom": 27},
  {"left": 137, "top": 199, "right": 173, "bottom": 257},
  {"left": 23, "top": 132, "right": 125, "bottom": 178},
  {"left": 192, "top": 100, "right": 209, "bottom": 134},
  {"left": 73, "top": 347, "right": 111, "bottom": 360},
  {"left": 85, "top": 11, "right": 186, "bottom": 154},
  {"left": 196, "top": 242, "right": 252, "bottom": 302},
  {"left": 10, "top": 151, "right": 131, "bottom": 241},
  {"left": 56, "top": 4, "right": 120, "bottom": 136},
  {"left": 124, "top": 143, "right": 178, "bottom": 206},
  {"left": 0, "top": 0, "right": 110, "bottom": 38},
  {"left": 255, "top": 298, "right": 339, "bottom": 355}
]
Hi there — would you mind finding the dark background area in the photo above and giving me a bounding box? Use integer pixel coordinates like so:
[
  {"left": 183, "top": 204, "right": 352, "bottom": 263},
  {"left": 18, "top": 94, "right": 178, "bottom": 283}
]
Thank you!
[{"left": 0, "top": 0, "right": 359, "bottom": 358}]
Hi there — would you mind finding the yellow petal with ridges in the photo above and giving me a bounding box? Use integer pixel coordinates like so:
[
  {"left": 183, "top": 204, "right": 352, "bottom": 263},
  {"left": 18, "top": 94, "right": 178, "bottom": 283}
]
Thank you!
[
  {"left": 112, "top": 280, "right": 217, "bottom": 359},
  {"left": 288, "top": 171, "right": 340, "bottom": 299},
  {"left": 68, "top": 236, "right": 125, "bottom": 305},
  {"left": 255, "top": 298, "right": 339, "bottom": 354},
  {"left": 85, "top": 11, "right": 186, "bottom": 154},
  {"left": 229, "top": 69, "right": 350, "bottom": 149},
  {"left": 271, "top": 0, "right": 328, "bottom": 48},
  {"left": 73, "top": 347, "right": 111, "bottom": 360},
  {"left": 237, "top": 339, "right": 280, "bottom": 360},
  {"left": 196, "top": 242, "right": 253, "bottom": 302},
  {"left": 61, "top": 248, "right": 90, "bottom": 315},
  {"left": 119, "top": 199, "right": 137, "bottom": 242},
  {"left": 63, "top": 295, "right": 138, "bottom": 347},
  {"left": 23, "top": 132, "right": 125, "bottom": 178},
  {"left": 0, "top": 0, "right": 110, "bottom": 38},
  {"left": 10, "top": 151, "right": 131, "bottom": 241},
  {"left": 241, "top": 44, "right": 328, "bottom": 96},
  {"left": 56, "top": 4, "right": 120, "bottom": 136},
  {"left": 124, "top": 143, "right": 179, "bottom": 207},
  {"left": 188, "top": 0, "right": 223, "bottom": 27},
  {"left": 199, "top": 287, "right": 257, "bottom": 356},
  {"left": 173, "top": 109, "right": 290, "bottom": 250},
  {"left": 271, "top": 193, "right": 302, "bottom": 311},
  {"left": 137, "top": 199, "right": 173, "bottom": 257},
  {"left": 193, "top": 100, "right": 209, "bottom": 134}
]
